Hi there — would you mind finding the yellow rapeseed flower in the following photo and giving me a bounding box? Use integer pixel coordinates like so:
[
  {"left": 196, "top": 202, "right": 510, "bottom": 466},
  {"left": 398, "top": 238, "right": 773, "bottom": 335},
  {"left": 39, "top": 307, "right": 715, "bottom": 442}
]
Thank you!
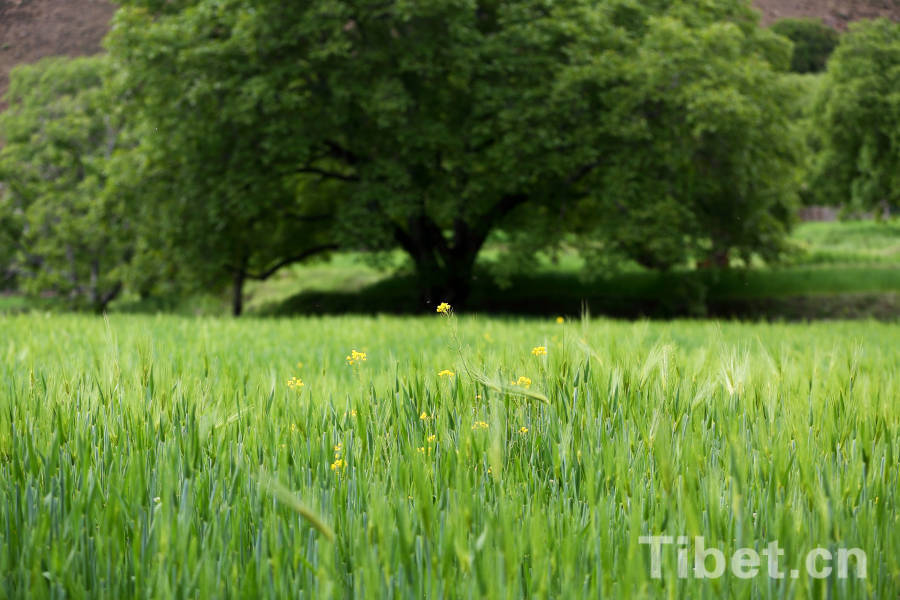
[
  {"left": 346, "top": 349, "right": 367, "bottom": 365},
  {"left": 516, "top": 376, "right": 532, "bottom": 388},
  {"left": 531, "top": 346, "right": 547, "bottom": 356},
  {"left": 286, "top": 376, "right": 304, "bottom": 390},
  {"left": 436, "top": 302, "right": 452, "bottom": 314},
  {"left": 330, "top": 459, "right": 346, "bottom": 471},
  {"left": 556, "top": 316, "right": 564, "bottom": 324},
  {"left": 419, "top": 411, "right": 431, "bottom": 421},
  {"left": 519, "top": 426, "right": 529, "bottom": 435},
  {"left": 438, "top": 369, "right": 454, "bottom": 378},
  {"left": 472, "top": 421, "right": 489, "bottom": 431},
  {"left": 427, "top": 434, "right": 437, "bottom": 443}
]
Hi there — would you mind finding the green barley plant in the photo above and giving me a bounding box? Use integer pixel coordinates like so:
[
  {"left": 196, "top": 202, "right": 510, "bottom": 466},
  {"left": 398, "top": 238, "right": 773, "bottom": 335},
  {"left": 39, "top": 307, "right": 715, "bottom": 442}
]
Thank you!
[{"left": 0, "top": 312, "right": 897, "bottom": 597}]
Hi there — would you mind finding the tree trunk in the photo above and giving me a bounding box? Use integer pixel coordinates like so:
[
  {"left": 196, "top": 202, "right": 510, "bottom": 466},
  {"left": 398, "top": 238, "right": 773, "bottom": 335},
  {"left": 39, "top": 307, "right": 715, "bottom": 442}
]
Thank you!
[
  {"left": 232, "top": 268, "right": 245, "bottom": 317},
  {"left": 415, "top": 250, "right": 476, "bottom": 310},
  {"left": 394, "top": 205, "right": 527, "bottom": 312},
  {"left": 93, "top": 282, "right": 123, "bottom": 315}
]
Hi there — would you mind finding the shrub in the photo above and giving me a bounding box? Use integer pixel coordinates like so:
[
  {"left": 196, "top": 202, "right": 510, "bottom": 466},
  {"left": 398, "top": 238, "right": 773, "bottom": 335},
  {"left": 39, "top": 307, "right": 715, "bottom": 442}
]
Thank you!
[{"left": 771, "top": 18, "right": 840, "bottom": 73}]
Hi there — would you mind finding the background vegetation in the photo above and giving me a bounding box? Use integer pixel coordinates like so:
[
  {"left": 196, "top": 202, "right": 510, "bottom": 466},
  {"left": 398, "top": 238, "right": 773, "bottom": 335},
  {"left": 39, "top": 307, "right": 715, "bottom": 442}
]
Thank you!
[{"left": 1, "top": 0, "right": 897, "bottom": 319}]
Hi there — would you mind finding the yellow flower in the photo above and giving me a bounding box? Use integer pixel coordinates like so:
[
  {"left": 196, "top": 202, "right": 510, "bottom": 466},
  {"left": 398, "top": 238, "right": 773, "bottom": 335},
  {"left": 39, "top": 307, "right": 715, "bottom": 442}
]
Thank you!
[
  {"left": 330, "top": 458, "right": 346, "bottom": 471},
  {"left": 334, "top": 444, "right": 342, "bottom": 453},
  {"left": 296, "top": 361, "right": 304, "bottom": 369},
  {"left": 426, "top": 434, "right": 437, "bottom": 443},
  {"left": 472, "top": 421, "right": 489, "bottom": 431},
  {"left": 436, "top": 302, "right": 451, "bottom": 314},
  {"left": 419, "top": 411, "right": 430, "bottom": 421},
  {"left": 531, "top": 346, "right": 547, "bottom": 356},
  {"left": 438, "top": 369, "right": 454, "bottom": 378},
  {"left": 516, "top": 376, "right": 532, "bottom": 388},
  {"left": 286, "top": 376, "right": 304, "bottom": 390},
  {"left": 556, "top": 316, "right": 564, "bottom": 324},
  {"left": 519, "top": 426, "right": 529, "bottom": 435},
  {"left": 417, "top": 447, "right": 425, "bottom": 454},
  {"left": 346, "top": 349, "right": 367, "bottom": 365}
]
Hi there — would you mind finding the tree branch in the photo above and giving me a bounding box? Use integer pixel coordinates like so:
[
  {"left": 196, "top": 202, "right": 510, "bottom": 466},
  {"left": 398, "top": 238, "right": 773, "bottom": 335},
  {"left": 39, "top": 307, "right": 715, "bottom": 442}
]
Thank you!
[
  {"left": 243, "top": 243, "right": 340, "bottom": 281},
  {"left": 99, "top": 281, "right": 123, "bottom": 311},
  {"left": 566, "top": 160, "right": 603, "bottom": 186},
  {"left": 295, "top": 167, "right": 359, "bottom": 182},
  {"left": 324, "top": 140, "right": 362, "bottom": 166}
]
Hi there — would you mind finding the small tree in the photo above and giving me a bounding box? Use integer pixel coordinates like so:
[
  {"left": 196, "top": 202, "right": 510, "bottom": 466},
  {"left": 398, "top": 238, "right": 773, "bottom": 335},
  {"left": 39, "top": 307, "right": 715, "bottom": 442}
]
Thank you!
[
  {"left": 0, "top": 57, "right": 130, "bottom": 312},
  {"left": 771, "top": 18, "right": 840, "bottom": 74},
  {"left": 812, "top": 19, "right": 900, "bottom": 215},
  {"left": 570, "top": 16, "right": 799, "bottom": 268}
]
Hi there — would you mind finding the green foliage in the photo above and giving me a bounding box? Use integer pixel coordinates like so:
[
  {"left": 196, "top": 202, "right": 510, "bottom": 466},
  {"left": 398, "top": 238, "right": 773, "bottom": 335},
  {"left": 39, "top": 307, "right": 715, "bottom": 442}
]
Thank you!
[
  {"left": 770, "top": 18, "right": 840, "bottom": 73},
  {"left": 812, "top": 19, "right": 900, "bottom": 213},
  {"left": 107, "top": 0, "right": 801, "bottom": 307},
  {"left": 0, "top": 57, "right": 130, "bottom": 312},
  {"left": 102, "top": 7, "right": 339, "bottom": 315},
  {"left": 779, "top": 73, "right": 826, "bottom": 206},
  {"left": 569, "top": 15, "right": 798, "bottom": 268},
  {"left": 787, "top": 220, "right": 900, "bottom": 265},
  {"left": 0, "top": 314, "right": 896, "bottom": 596}
]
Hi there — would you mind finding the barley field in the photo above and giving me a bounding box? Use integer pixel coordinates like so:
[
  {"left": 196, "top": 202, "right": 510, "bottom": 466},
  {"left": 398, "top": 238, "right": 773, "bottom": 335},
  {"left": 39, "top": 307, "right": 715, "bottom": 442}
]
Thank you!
[{"left": 0, "top": 313, "right": 897, "bottom": 598}]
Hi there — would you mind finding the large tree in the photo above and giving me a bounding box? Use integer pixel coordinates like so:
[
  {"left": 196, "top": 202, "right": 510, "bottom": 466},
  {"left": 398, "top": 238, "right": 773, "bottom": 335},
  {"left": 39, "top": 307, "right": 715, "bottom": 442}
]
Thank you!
[
  {"left": 812, "top": 19, "right": 900, "bottom": 215},
  {"left": 108, "top": 0, "right": 799, "bottom": 307}
]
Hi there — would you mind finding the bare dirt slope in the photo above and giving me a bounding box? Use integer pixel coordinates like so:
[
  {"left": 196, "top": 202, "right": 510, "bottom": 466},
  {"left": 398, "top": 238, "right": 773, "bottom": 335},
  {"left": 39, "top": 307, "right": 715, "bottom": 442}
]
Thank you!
[
  {"left": 0, "top": 0, "right": 899, "bottom": 107},
  {"left": 754, "top": 0, "right": 900, "bottom": 28},
  {"left": 0, "top": 0, "right": 116, "bottom": 105}
]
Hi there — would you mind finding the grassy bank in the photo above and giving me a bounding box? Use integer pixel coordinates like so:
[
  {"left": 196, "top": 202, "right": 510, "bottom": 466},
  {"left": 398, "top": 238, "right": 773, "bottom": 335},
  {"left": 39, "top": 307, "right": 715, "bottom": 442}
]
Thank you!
[{"left": 243, "top": 220, "right": 900, "bottom": 319}]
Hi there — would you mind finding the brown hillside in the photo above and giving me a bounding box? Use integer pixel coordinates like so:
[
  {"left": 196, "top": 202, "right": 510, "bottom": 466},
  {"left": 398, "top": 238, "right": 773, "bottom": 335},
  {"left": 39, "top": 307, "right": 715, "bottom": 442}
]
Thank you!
[
  {"left": 0, "top": 0, "right": 899, "bottom": 106},
  {"left": 754, "top": 0, "right": 900, "bottom": 28},
  {"left": 0, "top": 0, "right": 116, "bottom": 106}
]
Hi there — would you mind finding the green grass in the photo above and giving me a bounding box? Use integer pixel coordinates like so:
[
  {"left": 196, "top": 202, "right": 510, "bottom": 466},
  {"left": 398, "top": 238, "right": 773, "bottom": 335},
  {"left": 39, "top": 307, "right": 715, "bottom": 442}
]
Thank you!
[
  {"left": 251, "top": 265, "right": 900, "bottom": 319},
  {"left": 241, "top": 220, "right": 900, "bottom": 318},
  {"left": 0, "top": 295, "right": 30, "bottom": 312},
  {"left": 1, "top": 313, "right": 897, "bottom": 597},
  {"left": 787, "top": 220, "right": 900, "bottom": 266},
  {"left": 5, "top": 220, "right": 898, "bottom": 319}
]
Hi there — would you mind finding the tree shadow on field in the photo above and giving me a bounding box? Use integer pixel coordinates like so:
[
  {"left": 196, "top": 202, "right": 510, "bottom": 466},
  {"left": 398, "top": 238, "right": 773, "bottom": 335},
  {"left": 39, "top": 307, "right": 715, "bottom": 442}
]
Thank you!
[{"left": 255, "top": 268, "right": 900, "bottom": 321}]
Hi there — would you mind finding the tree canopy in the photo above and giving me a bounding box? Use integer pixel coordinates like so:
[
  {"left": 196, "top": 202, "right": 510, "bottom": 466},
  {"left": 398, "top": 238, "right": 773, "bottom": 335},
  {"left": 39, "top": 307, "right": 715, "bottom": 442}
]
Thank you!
[
  {"left": 0, "top": 57, "right": 129, "bottom": 312},
  {"left": 104, "top": 0, "right": 800, "bottom": 309},
  {"left": 812, "top": 19, "right": 900, "bottom": 215}
]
